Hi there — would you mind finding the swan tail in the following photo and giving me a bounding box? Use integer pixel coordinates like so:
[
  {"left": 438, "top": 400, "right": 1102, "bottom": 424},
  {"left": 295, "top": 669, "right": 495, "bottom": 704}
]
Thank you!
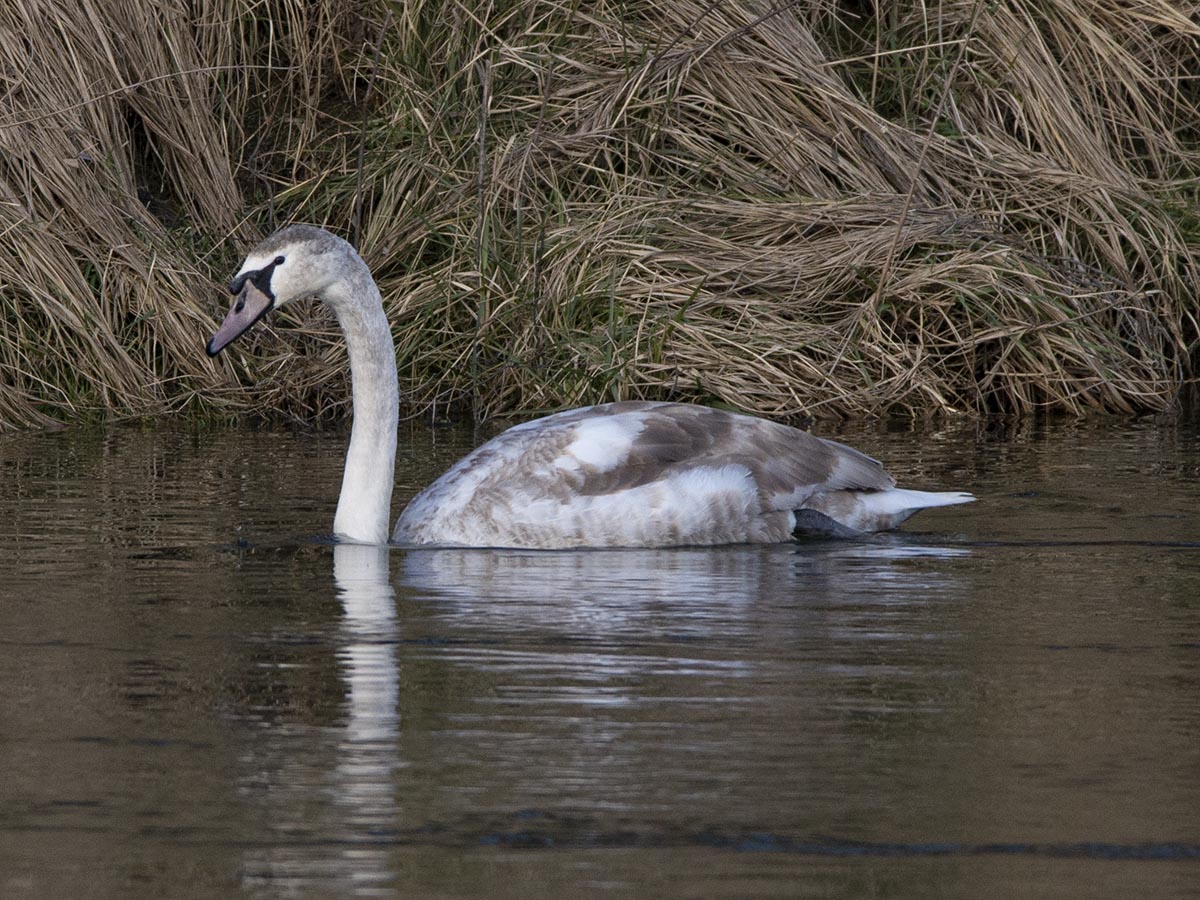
[{"left": 797, "top": 488, "right": 975, "bottom": 534}]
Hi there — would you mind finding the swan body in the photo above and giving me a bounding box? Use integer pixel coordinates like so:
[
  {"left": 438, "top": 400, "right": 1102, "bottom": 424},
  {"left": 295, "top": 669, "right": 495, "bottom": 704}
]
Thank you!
[{"left": 208, "top": 225, "right": 974, "bottom": 547}]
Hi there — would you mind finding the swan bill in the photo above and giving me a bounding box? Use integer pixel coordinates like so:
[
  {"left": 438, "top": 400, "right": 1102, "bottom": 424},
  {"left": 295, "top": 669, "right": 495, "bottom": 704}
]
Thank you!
[{"left": 206, "top": 281, "right": 274, "bottom": 356}]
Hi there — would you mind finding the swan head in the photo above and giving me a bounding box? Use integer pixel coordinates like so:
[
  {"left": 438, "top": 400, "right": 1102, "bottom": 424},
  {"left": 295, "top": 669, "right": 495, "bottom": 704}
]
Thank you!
[{"left": 206, "top": 224, "right": 356, "bottom": 356}]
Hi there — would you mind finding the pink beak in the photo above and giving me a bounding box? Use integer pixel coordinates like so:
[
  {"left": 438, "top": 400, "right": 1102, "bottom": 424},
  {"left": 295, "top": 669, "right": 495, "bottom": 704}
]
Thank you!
[{"left": 207, "top": 281, "right": 274, "bottom": 356}]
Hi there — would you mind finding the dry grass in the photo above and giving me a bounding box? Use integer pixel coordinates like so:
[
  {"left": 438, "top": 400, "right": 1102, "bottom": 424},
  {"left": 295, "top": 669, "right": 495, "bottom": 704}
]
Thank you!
[{"left": 1, "top": 0, "right": 1198, "bottom": 429}]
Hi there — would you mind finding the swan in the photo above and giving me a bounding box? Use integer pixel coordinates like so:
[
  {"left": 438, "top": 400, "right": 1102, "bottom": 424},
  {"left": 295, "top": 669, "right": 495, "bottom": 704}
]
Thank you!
[{"left": 206, "top": 224, "right": 974, "bottom": 547}]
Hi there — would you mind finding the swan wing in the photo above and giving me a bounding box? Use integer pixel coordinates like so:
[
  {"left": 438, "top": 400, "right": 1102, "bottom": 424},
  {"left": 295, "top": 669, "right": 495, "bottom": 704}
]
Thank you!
[{"left": 393, "top": 402, "right": 895, "bottom": 548}]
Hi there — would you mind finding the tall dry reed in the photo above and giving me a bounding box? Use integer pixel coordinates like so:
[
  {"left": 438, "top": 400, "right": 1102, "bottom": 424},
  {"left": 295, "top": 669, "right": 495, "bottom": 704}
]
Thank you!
[{"left": 1, "top": 0, "right": 1197, "bottom": 429}]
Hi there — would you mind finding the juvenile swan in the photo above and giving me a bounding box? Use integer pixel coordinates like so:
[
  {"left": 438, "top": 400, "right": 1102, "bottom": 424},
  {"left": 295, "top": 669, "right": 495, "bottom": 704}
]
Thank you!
[{"left": 207, "top": 225, "right": 974, "bottom": 547}]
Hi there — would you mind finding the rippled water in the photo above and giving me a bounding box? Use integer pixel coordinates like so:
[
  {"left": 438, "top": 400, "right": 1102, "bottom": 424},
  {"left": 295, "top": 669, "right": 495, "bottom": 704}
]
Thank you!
[{"left": 1, "top": 417, "right": 1198, "bottom": 899}]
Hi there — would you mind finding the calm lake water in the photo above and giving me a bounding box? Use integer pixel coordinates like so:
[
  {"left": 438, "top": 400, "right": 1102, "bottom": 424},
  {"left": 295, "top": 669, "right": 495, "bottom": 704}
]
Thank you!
[{"left": 1, "top": 415, "right": 1198, "bottom": 899}]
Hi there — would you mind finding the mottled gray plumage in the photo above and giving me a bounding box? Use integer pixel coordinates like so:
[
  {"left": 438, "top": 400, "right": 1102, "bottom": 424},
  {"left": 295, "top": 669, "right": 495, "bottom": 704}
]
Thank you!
[
  {"left": 393, "top": 401, "right": 908, "bottom": 548},
  {"left": 254, "top": 223, "right": 344, "bottom": 258}
]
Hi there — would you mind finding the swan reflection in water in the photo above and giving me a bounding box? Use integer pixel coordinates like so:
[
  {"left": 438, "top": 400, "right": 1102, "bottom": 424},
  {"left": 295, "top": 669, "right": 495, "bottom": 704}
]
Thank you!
[
  {"left": 332, "top": 544, "right": 401, "bottom": 799},
  {"left": 397, "top": 539, "right": 971, "bottom": 634},
  {"left": 393, "top": 539, "right": 971, "bottom": 716},
  {"left": 241, "top": 543, "right": 400, "bottom": 897},
  {"left": 328, "top": 544, "right": 401, "bottom": 895},
  {"left": 242, "top": 538, "right": 968, "bottom": 895}
]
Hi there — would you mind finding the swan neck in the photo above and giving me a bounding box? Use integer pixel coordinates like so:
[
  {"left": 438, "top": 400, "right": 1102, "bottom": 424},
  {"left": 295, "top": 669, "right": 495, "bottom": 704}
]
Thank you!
[{"left": 326, "top": 267, "right": 398, "bottom": 544}]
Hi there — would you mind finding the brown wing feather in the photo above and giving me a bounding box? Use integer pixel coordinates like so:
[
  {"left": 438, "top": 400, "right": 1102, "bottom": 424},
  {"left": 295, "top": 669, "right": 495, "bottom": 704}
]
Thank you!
[{"left": 554, "top": 402, "right": 894, "bottom": 504}]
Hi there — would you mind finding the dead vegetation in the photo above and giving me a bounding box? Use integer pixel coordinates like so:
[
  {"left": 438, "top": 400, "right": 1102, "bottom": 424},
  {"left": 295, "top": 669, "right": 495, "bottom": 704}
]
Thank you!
[{"left": 1, "top": 0, "right": 1198, "bottom": 429}]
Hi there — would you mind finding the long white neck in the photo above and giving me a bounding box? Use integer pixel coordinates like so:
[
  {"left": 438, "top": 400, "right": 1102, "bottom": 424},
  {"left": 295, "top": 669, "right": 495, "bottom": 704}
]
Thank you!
[{"left": 325, "top": 264, "right": 399, "bottom": 544}]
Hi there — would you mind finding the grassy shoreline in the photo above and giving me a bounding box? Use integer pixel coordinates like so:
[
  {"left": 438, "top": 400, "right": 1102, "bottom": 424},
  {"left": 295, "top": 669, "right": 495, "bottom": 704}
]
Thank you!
[{"left": 1, "top": 0, "right": 1198, "bottom": 430}]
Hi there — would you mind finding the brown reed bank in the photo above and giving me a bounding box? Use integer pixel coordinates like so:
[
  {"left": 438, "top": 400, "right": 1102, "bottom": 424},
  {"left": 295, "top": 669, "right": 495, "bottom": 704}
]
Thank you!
[{"left": 1, "top": 0, "right": 1198, "bottom": 429}]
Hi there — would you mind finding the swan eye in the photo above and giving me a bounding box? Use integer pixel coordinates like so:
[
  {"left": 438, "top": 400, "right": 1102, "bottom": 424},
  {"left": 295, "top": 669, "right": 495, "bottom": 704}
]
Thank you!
[{"left": 274, "top": 255, "right": 285, "bottom": 265}]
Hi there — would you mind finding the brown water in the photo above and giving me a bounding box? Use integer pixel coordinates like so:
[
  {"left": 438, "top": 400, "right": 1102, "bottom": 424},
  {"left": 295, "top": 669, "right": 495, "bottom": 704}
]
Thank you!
[{"left": 0, "top": 417, "right": 1198, "bottom": 899}]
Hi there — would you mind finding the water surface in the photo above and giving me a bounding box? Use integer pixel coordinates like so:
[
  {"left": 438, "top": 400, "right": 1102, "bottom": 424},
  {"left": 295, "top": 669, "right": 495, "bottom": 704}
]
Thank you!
[{"left": 1, "top": 417, "right": 1197, "bottom": 898}]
